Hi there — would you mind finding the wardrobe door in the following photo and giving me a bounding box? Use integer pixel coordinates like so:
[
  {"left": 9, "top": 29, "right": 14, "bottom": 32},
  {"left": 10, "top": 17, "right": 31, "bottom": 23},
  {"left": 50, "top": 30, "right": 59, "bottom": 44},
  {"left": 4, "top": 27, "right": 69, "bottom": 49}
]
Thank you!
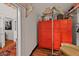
[
  {"left": 38, "top": 20, "right": 52, "bottom": 49},
  {"left": 53, "top": 20, "right": 61, "bottom": 50},
  {"left": 61, "top": 20, "right": 72, "bottom": 44},
  {"left": 60, "top": 20, "right": 68, "bottom": 43}
]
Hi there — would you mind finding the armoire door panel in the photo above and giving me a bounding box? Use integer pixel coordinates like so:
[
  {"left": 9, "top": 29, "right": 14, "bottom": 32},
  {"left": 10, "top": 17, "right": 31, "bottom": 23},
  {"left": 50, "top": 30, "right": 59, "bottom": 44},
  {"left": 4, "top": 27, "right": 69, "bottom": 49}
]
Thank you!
[
  {"left": 38, "top": 20, "right": 52, "bottom": 49},
  {"left": 53, "top": 20, "right": 61, "bottom": 50}
]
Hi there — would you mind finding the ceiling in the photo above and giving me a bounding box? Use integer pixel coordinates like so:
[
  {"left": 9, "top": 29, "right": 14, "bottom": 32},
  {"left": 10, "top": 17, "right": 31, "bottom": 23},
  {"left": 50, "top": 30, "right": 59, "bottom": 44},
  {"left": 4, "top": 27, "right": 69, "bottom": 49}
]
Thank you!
[
  {"left": 19, "top": 3, "right": 74, "bottom": 15},
  {"left": 20, "top": 3, "right": 73, "bottom": 10},
  {"left": 0, "top": 4, "right": 17, "bottom": 19},
  {"left": 32, "top": 3, "right": 73, "bottom": 13}
]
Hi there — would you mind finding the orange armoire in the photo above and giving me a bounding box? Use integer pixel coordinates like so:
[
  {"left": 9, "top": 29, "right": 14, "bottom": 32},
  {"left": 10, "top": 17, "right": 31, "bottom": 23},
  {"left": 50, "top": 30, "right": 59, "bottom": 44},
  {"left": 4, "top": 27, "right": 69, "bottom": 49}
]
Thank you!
[{"left": 38, "top": 19, "right": 72, "bottom": 50}]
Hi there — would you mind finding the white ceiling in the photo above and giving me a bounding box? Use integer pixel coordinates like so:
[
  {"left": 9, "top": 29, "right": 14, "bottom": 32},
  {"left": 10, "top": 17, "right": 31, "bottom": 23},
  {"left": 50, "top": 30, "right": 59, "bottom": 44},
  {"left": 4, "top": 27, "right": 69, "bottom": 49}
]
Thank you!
[
  {"left": 0, "top": 4, "right": 17, "bottom": 19},
  {"left": 21, "top": 3, "right": 73, "bottom": 12},
  {"left": 32, "top": 3, "right": 73, "bottom": 13}
]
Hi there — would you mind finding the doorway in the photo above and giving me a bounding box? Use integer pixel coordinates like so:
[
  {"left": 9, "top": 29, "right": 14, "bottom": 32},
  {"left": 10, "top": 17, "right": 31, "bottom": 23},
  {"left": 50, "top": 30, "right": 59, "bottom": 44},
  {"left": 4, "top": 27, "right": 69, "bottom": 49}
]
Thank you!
[{"left": 0, "top": 3, "right": 21, "bottom": 56}]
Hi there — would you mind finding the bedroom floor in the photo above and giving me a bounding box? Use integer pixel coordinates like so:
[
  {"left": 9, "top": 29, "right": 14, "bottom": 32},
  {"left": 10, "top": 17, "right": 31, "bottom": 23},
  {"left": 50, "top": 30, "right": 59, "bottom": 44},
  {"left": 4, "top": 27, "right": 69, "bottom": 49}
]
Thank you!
[{"left": 31, "top": 47, "right": 63, "bottom": 56}]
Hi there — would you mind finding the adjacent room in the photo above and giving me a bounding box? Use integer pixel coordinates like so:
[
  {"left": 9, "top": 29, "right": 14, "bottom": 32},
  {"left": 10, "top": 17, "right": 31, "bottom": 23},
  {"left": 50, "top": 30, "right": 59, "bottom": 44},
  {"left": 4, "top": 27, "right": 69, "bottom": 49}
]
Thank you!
[{"left": 0, "top": 4, "right": 17, "bottom": 56}]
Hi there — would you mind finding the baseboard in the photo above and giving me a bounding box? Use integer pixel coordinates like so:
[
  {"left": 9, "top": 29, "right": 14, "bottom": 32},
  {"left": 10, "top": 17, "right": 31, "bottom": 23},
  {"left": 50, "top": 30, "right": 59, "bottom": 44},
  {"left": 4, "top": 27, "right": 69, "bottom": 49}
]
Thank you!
[{"left": 30, "top": 45, "right": 38, "bottom": 56}]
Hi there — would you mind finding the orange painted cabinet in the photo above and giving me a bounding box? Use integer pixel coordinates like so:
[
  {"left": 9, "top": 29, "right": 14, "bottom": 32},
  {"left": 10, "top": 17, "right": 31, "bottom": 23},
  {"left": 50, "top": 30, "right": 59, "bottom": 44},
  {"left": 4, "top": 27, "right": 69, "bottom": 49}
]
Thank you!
[{"left": 38, "top": 19, "right": 72, "bottom": 50}]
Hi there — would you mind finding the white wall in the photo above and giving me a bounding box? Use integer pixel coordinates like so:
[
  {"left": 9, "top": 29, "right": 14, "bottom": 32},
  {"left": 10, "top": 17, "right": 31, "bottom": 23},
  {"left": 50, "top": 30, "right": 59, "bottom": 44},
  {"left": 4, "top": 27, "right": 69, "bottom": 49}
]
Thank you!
[
  {"left": 32, "top": 3, "right": 73, "bottom": 16},
  {"left": 71, "top": 8, "right": 79, "bottom": 45},
  {"left": 77, "top": 9, "right": 79, "bottom": 23},
  {"left": 76, "top": 8, "right": 79, "bottom": 45},
  {"left": 0, "top": 4, "right": 17, "bottom": 40},
  {"left": 21, "top": 6, "right": 37, "bottom": 56}
]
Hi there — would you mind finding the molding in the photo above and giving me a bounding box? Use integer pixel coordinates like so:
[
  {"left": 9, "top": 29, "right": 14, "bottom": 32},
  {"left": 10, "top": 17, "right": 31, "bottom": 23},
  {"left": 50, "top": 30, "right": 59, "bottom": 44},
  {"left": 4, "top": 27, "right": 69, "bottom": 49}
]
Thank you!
[{"left": 4, "top": 3, "right": 16, "bottom": 9}]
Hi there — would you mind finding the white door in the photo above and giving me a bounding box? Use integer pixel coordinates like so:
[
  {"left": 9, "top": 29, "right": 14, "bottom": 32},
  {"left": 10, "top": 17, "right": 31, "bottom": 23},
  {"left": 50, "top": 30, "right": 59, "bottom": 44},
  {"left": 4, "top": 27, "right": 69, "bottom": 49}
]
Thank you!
[{"left": 0, "top": 17, "right": 5, "bottom": 48}]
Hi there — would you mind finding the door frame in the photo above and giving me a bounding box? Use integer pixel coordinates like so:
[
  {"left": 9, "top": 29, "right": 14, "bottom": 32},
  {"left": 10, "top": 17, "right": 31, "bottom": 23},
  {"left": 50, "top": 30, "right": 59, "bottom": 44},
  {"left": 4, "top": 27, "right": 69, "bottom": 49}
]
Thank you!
[
  {"left": 17, "top": 6, "right": 22, "bottom": 56},
  {"left": 11, "top": 4, "right": 22, "bottom": 56}
]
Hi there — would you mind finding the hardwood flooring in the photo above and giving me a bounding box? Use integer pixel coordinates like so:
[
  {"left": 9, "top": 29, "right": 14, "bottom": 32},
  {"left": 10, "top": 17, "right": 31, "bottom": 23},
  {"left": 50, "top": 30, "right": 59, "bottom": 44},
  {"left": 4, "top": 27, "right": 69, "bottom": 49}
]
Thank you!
[{"left": 0, "top": 40, "right": 16, "bottom": 56}]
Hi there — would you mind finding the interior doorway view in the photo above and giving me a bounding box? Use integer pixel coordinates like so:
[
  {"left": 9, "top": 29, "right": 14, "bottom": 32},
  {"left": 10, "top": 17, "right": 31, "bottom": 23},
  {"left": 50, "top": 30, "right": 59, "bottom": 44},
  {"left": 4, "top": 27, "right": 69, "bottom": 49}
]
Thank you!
[{"left": 0, "top": 3, "right": 18, "bottom": 56}]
